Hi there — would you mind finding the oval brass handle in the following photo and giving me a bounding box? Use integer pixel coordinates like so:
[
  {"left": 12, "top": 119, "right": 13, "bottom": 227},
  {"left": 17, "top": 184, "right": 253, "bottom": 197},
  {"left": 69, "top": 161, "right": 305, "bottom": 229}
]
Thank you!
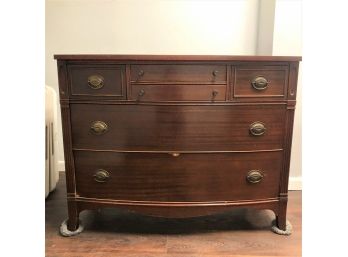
[
  {"left": 87, "top": 75, "right": 104, "bottom": 89},
  {"left": 251, "top": 76, "right": 269, "bottom": 90},
  {"left": 93, "top": 169, "right": 110, "bottom": 183},
  {"left": 249, "top": 122, "right": 266, "bottom": 136},
  {"left": 169, "top": 152, "right": 180, "bottom": 157},
  {"left": 212, "top": 70, "right": 219, "bottom": 76},
  {"left": 90, "top": 121, "right": 108, "bottom": 135},
  {"left": 246, "top": 170, "right": 264, "bottom": 184}
]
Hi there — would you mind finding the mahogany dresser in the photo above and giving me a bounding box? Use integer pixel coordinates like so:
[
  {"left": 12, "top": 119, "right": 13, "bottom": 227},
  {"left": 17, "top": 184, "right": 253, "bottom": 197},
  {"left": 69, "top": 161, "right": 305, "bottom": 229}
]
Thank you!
[{"left": 55, "top": 55, "right": 301, "bottom": 236}]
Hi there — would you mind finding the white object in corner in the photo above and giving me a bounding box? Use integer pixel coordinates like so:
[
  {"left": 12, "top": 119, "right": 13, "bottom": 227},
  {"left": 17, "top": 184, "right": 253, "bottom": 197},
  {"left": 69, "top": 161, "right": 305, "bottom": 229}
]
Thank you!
[{"left": 45, "top": 86, "right": 59, "bottom": 198}]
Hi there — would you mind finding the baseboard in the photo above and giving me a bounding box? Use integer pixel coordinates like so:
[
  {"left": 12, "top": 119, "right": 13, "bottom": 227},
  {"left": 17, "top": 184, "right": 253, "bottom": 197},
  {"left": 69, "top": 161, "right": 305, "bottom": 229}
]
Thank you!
[
  {"left": 289, "top": 176, "right": 302, "bottom": 190},
  {"left": 58, "top": 160, "right": 65, "bottom": 172}
]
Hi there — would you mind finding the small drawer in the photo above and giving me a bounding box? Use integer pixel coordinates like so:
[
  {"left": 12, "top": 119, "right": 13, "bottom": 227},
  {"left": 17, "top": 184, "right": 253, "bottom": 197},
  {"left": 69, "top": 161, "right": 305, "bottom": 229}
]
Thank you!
[
  {"left": 74, "top": 151, "right": 282, "bottom": 202},
  {"left": 68, "top": 65, "right": 126, "bottom": 98},
  {"left": 233, "top": 65, "right": 288, "bottom": 99},
  {"left": 131, "top": 65, "right": 226, "bottom": 83},
  {"left": 131, "top": 84, "right": 226, "bottom": 102}
]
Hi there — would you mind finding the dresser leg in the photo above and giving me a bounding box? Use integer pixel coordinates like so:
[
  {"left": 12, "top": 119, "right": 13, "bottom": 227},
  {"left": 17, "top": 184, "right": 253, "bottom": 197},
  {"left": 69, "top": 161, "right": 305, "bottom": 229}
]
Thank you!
[
  {"left": 59, "top": 201, "right": 84, "bottom": 236},
  {"left": 276, "top": 213, "right": 287, "bottom": 231},
  {"left": 277, "top": 196, "right": 288, "bottom": 231},
  {"left": 67, "top": 201, "right": 79, "bottom": 230},
  {"left": 271, "top": 200, "right": 292, "bottom": 235}
]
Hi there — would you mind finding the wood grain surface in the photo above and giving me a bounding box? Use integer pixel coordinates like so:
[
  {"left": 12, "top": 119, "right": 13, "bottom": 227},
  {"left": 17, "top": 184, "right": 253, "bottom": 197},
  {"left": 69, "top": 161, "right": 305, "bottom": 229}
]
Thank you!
[
  {"left": 233, "top": 65, "right": 288, "bottom": 99},
  {"left": 130, "top": 84, "right": 227, "bottom": 102},
  {"left": 74, "top": 151, "right": 282, "bottom": 202},
  {"left": 131, "top": 64, "right": 227, "bottom": 83},
  {"left": 68, "top": 64, "right": 126, "bottom": 98},
  {"left": 70, "top": 104, "right": 286, "bottom": 151},
  {"left": 54, "top": 54, "right": 302, "bottom": 62}
]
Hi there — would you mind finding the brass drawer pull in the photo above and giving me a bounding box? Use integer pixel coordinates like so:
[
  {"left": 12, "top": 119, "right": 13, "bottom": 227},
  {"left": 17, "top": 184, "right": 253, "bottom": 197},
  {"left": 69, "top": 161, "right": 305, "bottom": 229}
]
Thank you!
[
  {"left": 137, "top": 89, "right": 145, "bottom": 100},
  {"left": 138, "top": 89, "right": 145, "bottom": 97},
  {"left": 250, "top": 122, "right": 266, "bottom": 136},
  {"left": 246, "top": 170, "right": 263, "bottom": 184},
  {"left": 251, "top": 76, "right": 269, "bottom": 91},
  {"left": 93, "top": 169, "right": 110, "bottom": 183},
  {"left": 212, "top": 70, "right": 219, "bottom": 76},
  {"left": 138, "top": 70, "right": 145, "bottom": 77},
  {"left": 90, "top": 121, "right": 108, "bottom": 135},
  {"left": 211, "top": 89, "right": 219, "bottom": 100},
  {"left": 87, "top": 75, "right": 104, "bottom": 89},
  {"left": 169, "top": 152, "right": 180, "bottom": 157}
]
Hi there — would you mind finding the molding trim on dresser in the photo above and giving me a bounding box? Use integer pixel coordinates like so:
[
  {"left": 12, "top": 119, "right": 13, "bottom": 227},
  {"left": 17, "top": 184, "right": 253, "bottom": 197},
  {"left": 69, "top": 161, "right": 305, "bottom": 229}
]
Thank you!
[{"left": 55, "top": 55, "right": 301, "bottom": 236}]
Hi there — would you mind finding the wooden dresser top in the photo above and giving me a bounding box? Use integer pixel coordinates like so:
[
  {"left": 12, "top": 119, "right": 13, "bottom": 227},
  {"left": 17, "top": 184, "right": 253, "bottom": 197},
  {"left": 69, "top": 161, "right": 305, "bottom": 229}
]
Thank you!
[{"left": 54, "top": 54, "right": 302, "bottom": 62}]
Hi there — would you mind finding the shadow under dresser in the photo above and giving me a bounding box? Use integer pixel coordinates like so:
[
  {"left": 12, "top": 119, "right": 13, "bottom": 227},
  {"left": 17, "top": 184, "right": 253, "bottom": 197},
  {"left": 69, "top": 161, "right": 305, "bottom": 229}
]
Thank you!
[{"left": 54, "top": 55, "right": 301, "bottom": 236}]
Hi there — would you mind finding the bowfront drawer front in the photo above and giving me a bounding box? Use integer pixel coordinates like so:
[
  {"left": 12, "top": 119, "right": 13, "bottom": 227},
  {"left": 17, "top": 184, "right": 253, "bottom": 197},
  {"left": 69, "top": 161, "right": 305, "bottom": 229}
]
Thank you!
[
  {"left": 131, "top": 84, "right": 226, "bottom": 102},
  {"left": 70, "top": 104, "right": 286, "bottom": 151},
  {"left": 74, "top": 151, "right": 282, "bottom": 202},
  {"left": 68, "top": 65, "right": 126, "bottom": 98},
  {"left": 131, "top": 65, "right": 227, "bottom": 83},
  {"left": 233, "top": 65, "right": 289, "bottom": 99}
]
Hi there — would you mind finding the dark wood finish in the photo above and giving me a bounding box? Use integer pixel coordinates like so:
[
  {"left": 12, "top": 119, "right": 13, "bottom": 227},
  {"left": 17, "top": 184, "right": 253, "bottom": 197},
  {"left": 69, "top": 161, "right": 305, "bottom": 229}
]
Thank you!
[
  {"left": 54, "top": 54, "right": 302, "bottom": 62},
  {"left": 46, "top": 173, "right": 302, "bottom": 257},
  {"left": 68, "top": 64, "right": 126, "bottom": 98},
  {"left": 55, "top": 55, "right": 300, "bottom": 235},
  {"left": 74, "top": 151, "right": 282, "bottom": 202},
  {"left": 73, "top": 198, "right": 280, "bottom": 220},
  {"left": 131, "top": 84, "right": 226, "bottom": 101},
  {"left": 70, "top": 104, "right": 286, "bottom": 151},
  {"left": 233, "top": 65, "right": 288, "bottom": 99},
  {"left": 131, "top": 64, "right": 226, "bottom": 83}
]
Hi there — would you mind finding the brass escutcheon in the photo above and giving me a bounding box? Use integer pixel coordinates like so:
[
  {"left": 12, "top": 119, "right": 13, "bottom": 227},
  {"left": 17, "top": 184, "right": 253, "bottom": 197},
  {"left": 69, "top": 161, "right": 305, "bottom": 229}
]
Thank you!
[
  {"left": 90, "top": 121, "right": 108, "bottom": 135},
  {"left": 93, "top": 169, "right": 110, "bottom": 183},
  {"left": 87, "top": 74, "right": 104, "bottom": 89},
  {"left": 250, "top": 121, "right": 266, "bottom": 136},
  {"left": 246, "top": 170, "right": 264, "bottom": 184},
  {"left": 251, "top": 76, "right": 269, "bottom": 91}
]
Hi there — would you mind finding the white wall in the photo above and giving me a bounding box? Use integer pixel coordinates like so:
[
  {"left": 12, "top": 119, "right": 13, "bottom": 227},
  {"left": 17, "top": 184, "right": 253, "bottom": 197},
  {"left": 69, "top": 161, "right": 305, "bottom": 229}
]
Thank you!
[
  {"left": 46, "top": 0, "right": 302, "bottom": 189},
  {"left": 256, "top": 0, "right": 276, "bottom": 55},
  {"left": 273, "top": 0, "right": 302, "bottom": 188}
]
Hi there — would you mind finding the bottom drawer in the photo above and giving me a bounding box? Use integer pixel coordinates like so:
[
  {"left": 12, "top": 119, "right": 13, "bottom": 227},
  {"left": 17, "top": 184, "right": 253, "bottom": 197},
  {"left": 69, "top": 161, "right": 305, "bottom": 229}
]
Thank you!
[{"left": 74, "top": 151, "right": 283, "bottom": 202}]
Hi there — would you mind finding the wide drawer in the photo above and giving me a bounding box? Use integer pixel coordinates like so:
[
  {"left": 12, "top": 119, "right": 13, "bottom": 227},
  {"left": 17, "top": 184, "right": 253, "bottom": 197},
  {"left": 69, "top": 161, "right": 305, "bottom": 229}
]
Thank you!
[
  {"left": 131, "top": 84, "right": 226, "bottom": 102},
  {"left": 233, "top": 65, "right": 288, "bottom": 99},
  {"left": 74, "top": 151, "right": 282, "bottom": 202},
  {"left": 131, "top": 65, "right": 226, "bottom": 83},
  {"left": 68, "top": 64, "right": 126, "bottom": 98},
  {"left": 70, "top": 104, "right": 286, "bottom": 151}
]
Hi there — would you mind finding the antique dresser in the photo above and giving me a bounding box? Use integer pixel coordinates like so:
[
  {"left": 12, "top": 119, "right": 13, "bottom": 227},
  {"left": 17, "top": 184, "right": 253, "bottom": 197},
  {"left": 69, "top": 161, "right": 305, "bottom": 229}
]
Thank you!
[{"left": 55, "top": 55, "right": 301, "bottom": 236}]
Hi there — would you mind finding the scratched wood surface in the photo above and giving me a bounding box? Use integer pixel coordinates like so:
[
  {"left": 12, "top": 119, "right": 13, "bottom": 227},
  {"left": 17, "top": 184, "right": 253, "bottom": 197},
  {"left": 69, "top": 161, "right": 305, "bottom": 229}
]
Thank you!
[{"left": 46, "top": 172, "right": 301, "bottom": 257}]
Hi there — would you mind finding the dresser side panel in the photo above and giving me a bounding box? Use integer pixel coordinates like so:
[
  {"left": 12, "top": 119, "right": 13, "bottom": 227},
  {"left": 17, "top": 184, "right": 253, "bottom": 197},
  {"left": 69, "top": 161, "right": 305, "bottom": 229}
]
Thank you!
[
  {"left": 280, "top": 61, "right": 299, "bottom": 196},
  {"left": 57, "top": 61, "right": 76, "bottom": 196}
]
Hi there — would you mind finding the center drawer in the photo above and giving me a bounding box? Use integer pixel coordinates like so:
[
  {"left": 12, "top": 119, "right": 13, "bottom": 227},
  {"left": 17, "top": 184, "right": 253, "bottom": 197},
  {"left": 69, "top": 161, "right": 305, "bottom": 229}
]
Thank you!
[
  {"left": 70, "top": 104, "right": 286, "bottom": 151},
  {"left": 74, "top": 151, "right": 282, "bottom": 202},
  {"left": 131, "top": 64, "right": 227, "bottom": 83}
]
